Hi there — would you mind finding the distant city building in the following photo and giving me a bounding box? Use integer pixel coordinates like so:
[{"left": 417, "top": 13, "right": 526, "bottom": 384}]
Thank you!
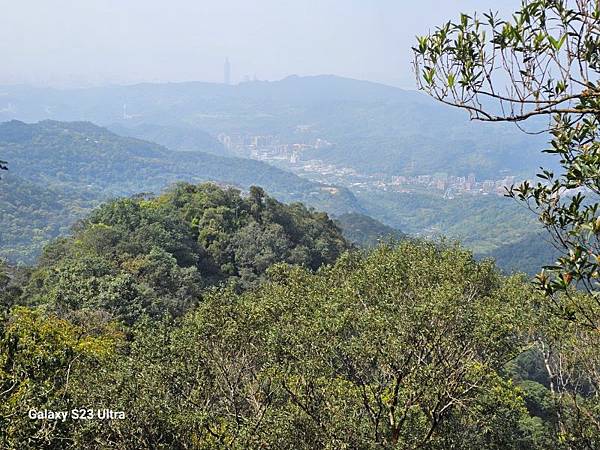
[
  {"left": 483, "top": 180, "right": 495, "bottom": 191},
  {"left": 214, "top": 131, "right": 519, "bottom": 198},
  {"left": 224, "top": 58, "right": 231, "bottom": 85},
  {"left": 122, "top": 104, "right": 133, "bottom": 119}
]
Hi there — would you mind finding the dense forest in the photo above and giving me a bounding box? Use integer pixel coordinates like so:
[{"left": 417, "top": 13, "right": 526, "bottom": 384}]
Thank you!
[
  {"left": 19, "top": 183, "right": 349, "bottom": 320},
  {"left": 0, "top": 182, "right": 597, "bottom": 448},
  {"left": 0, "top": 174, "right": 98, "bottom": 263}
]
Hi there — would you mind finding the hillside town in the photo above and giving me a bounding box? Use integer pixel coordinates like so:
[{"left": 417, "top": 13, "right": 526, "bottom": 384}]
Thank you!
[{"left": 217, "top": 132, "right": 518, "bottom": 198}]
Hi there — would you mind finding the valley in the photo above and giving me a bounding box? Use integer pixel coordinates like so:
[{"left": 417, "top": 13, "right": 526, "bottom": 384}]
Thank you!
[
  {"left": 0, "top": 76, "right": 556, "bottom": 273},
  {"left": 0, "top": 117, "right": 550, "bottom": 274}
]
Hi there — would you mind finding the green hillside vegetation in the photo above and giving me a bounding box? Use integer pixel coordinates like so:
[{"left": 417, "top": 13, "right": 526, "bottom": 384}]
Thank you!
[
  {"left": 355, "top": 190, "right": 538, "bottom": 251},
  {"left": 484, "top": 233, "right": 562, "bottom": 276},
  {"left": 0, "top": 119, "right": 550, "bottom": 274},
  {"left": 0, "top": 120, "right": 361, "bottom": 207},
  {"left": 22, "top": 183, "right": 349, "bottom": 323},
  {"left": 3, "top": 225, "right": 595, "bottom": 448},
  {"left": 348, "top": 189, "right": 561, "bottom": 275},
  {"left": 3, "top": 2, "right": 600, "bottom": 446},
  {"left": 0, "top": 174, "right": 97, "bottom": 263},
  {"left": 334, "top": 212, "right": 405, "bottom": 248}
]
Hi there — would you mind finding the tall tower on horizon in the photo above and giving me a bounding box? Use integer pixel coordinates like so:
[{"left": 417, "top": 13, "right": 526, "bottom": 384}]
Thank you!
[{"left": 224, "top": 58, "right": 231, "bottom": 85}]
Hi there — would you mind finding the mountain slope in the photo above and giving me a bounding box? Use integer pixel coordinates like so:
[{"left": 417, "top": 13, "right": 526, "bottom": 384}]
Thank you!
[
  {"left": 483, "top": 232, "right": 561, "bottom": 275},
  {"left": 0, "top": 120, "right": 361, "bottom": 210},
  {"left": 353, "top": 189, "right": 542, "bottom": 257},
  {"left": 108, "top": 122, "right": 228, "bottom": 155},
  {"left": 0, "top": 174, "right": 98, "bottom": 263},
  {"left": 334, "top": 213, "right": 405, "bottom": 248},
  {"left": 0, "top": 120, "right": 362, "bottom": 264}
]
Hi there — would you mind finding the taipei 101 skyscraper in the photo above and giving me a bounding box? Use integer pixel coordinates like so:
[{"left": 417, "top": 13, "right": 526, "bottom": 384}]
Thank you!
[{"left": 224, "top": 58, "right": 231, "bottom": 85}]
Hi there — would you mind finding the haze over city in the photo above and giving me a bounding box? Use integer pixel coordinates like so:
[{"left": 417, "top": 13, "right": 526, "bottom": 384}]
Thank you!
[{"left": 1, "top": 0, "right": 519, "bottom": 88}]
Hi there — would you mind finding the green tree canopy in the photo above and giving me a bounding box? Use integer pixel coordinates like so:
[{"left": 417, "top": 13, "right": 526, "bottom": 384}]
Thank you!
[
  {"left": 65, "top": 241, "right": 545, "bottom": 449},
  {"left": 24, "top": 182, "right": 349, "bottom": 323}
]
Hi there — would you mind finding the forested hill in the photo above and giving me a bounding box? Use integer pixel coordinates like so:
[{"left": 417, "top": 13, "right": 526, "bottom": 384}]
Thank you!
[
  {"left": 0, "top": 76, "right": 552, "bottom": 178},
  {"left": 0, "top": 120, "right": 362, "bottom": 264},
  {"left": 334, "top": 212, "right": 405, "bottom": 248},
  {"left": 23, "top": 182, "right": 350, "bottom": 323},
  {"left": 0, "top": 174, "right": 97, "bottom": 264}
]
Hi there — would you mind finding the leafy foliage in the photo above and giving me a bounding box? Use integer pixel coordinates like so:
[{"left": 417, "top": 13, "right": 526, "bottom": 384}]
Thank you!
[
  {"left": 512, "top": 117, "right": 600, "bottom": 305},
  {"left": 23, "top": 182, "right": 349, "bottom": 323},
  {"left": 414, "top": 0, "right": 600, "bottom": 300},
  {"left": 62, "top": 241, "right": 546, "bottom": 449},
  {"left": 0, "top": 307, "right": 122, "bottom": 449}
]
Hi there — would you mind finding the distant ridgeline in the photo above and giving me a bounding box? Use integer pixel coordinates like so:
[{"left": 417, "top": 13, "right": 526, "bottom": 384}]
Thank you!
[
  {"left": 0, "top": 120, "right": 362, "bottom": 208},
  {"left": 0, "top": 75, "right": 554, "bottom": 179}
]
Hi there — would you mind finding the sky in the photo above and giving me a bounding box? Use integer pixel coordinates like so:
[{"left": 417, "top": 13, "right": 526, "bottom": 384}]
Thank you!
[{"left": 0, "top": 0, "right": 520, "bottom": 89}]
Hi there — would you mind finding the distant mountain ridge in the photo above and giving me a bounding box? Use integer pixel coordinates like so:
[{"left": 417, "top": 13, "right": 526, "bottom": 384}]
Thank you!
[
  {"left": 0, "top": 79, "right": 557, "bottom": 275},
  {"left": 0, "top": 119, "right": 361, "bottom": 210},
  {"left": 0, "top": 75, "right": 553, "bottom": 178}
]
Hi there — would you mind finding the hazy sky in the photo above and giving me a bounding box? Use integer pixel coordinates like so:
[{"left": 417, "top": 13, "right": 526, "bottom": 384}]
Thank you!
[{"left": 0, "top": 0, "right": 520, "bottom": 88}]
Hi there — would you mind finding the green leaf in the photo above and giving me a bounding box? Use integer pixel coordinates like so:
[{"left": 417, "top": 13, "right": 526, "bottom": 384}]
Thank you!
[{"left": 447, "top": 73, "right": 456, "bottom": 88}]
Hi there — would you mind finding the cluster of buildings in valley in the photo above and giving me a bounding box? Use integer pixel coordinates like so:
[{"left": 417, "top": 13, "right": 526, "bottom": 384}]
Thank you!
[
  {"left": 386, "top": 173, "right": 517, "bottom": 197},
  {"left": 217, "top": 132, "right": 333, "bottom": 163},
  {"left": 300, "top": 167, "right": 517, "bottom": 198},
  {"left": 217, "top": 132, "right": 518, "bottom": 198}
]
